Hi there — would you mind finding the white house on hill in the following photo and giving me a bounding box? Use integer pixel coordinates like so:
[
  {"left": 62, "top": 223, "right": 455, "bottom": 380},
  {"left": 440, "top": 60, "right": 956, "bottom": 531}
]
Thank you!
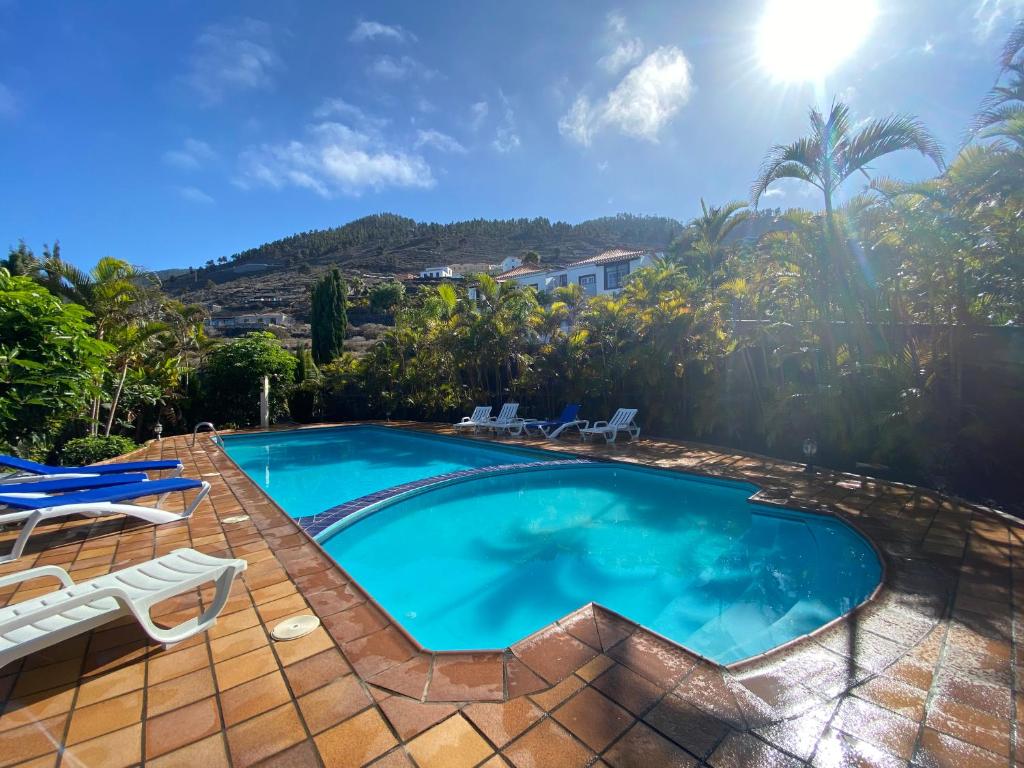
[
  {"left": 498, "top": 255, "right": 523, "bottom": 273},
  {"left": 419, "top": 266, "right": 454, "bottom": 279},
  {"left": 494, "top": 249, "right": 657, "bottom": 297}
]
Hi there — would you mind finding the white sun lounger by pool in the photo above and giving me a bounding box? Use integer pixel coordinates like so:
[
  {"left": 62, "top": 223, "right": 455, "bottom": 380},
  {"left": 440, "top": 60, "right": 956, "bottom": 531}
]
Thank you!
[
  {"left": 0, "top": 548, "right": 247, "bottom": 669},
  {"left": 453, "top": 406, "right": 492, "bottom": 432},
  {"left": 580, "top": 408, "right": 640, "bottom": 443},
  {"left": 486, "top": 403, "right": 521, "bottom": 434}
]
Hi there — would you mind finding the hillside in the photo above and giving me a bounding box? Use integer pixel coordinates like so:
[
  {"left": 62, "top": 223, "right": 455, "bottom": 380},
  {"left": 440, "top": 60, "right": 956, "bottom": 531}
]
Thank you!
[{"left": 162, "top": 213, "right": 686, "bottom": 317}]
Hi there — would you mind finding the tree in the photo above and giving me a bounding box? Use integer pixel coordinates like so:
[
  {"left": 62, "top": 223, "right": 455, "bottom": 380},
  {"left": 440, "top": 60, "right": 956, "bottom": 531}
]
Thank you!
[
  {"left": 4, "top": 241, "right": 40, "bottom": 277},
  {"left": 310, "top": 268, "right": 348, "bottom": 365},
  {"left": 369, "top": 281, "right": 405, "bottom": 314},
  {"left": 0, "top": 269, "right": 111, "bottom": 455},
  {"left": 522, "top": 250, "right": 541, "bottom": 266},
  {"left": 201, "top": 332, "right": 297, "bottom": 426},
  {"left": 686, "top": 199, "right": 750, "bottom": 278},
  {"left": 751, "top": 100, "right": 944, "bottom": 218}
]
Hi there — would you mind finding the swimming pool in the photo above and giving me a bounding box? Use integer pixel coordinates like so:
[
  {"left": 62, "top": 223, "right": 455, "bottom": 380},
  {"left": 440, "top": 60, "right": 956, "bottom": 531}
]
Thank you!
[
  {"left": 222, "top": 426, "right": 555, "bottom": 519},
  {"left": 319, "top": 462, "right": 881, "bottom": 665}
]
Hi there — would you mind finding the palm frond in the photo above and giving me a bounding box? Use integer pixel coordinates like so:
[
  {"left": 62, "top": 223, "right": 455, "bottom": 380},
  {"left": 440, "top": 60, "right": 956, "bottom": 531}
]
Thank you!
[
  {"left": 842, "top": 114, "right": 945, "bottom": 179},
  {"left": 1001, "top": 19, "right": 1024, "bottom": 69},
  {"left": 751, "top": 140, "right": 821, "bottom": 206}
]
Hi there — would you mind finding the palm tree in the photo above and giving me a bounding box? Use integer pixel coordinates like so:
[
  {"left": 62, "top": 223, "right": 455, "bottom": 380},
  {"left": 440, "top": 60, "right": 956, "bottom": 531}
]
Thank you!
[
  {"left": 39, "top": 255, "right": 163, "bottom": 434},
  {"left": 751, "top": 100, "right": 944, "bottom": 218},
  {"left": 688, "top": 199, "right": 750, "bottom": 277}
]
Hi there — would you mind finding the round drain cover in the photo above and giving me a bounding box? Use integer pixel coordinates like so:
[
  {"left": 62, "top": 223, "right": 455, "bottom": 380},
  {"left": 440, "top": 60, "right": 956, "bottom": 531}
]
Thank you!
[
  {"left": 222, "top": 515, "right": 250, "bottom": 524},
  {"left": 272, "top": 615, "right": 320, "bottom": 641}
]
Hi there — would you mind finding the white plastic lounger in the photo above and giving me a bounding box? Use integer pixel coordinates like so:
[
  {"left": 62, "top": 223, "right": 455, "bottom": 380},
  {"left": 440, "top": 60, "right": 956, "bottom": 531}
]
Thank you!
[
  {"left": 453, "top": 406, "right": 492, "bottom": 432},
  {"left": 0, "top": 548, "right": 247, "bottom": 669},
  {"left": 580, "top": 408, "right": 640, "bottom": 443},
  {"left": 0, "top": 478, "right": 211, "bottom": 563},
  {"left": 486, "top": 403, "right": 520, "bottom": 433}
]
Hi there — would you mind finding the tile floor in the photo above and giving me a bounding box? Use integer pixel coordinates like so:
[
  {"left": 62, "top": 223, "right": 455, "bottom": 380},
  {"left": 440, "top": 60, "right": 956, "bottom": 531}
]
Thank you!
[{"left": 0, "top": 422, "right": 1019, "bottom": 767}]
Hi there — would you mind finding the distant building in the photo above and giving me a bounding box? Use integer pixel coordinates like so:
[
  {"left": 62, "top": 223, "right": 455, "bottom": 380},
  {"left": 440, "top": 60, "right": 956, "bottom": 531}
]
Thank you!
[
  {"left": 498, "top": 256, "right": 523, "bottom": 272},
  {"left": 493, "top": 249, "right": 657, "bottom": 297},
  {"left": 419, "top": 266, "right": 454, "bottom": 279},
  {"left": 204, "top": 312, "right": 292, "bottom": 331}
]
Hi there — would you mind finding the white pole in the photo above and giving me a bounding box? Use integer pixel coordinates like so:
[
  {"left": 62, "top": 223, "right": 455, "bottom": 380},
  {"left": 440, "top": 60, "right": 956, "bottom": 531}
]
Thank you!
[{"left": 260, "top": 375, "right": 270, "bottom": 429}]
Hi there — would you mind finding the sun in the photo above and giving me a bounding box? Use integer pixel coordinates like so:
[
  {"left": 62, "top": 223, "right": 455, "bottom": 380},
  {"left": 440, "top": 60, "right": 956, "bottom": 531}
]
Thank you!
[{"left": 756, "top": 0, "right": 879, "bottom": 83}]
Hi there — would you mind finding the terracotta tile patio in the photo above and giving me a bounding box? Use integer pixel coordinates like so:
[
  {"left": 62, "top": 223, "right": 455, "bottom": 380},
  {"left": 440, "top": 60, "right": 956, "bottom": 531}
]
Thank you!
[{"left": 0, "top": 421, "right": 1020, "bottom": 767}]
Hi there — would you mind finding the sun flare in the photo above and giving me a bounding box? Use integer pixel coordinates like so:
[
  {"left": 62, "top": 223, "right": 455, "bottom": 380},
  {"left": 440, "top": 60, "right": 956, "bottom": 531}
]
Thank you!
[{"left": 756, "top": 0, "right": 879, "bottom": 83}]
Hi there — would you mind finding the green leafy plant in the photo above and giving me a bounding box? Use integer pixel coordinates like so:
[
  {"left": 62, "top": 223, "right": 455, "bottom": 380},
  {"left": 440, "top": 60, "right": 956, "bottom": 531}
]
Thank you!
[
  {"left": 61, "top": 435, "right": 138, "bottom": 466},
  {"left": 200, "top": 332, "right": 297, "bottom": 426},
  {"left": 0, "top": 270, "right": 111, "bottom": 457}
]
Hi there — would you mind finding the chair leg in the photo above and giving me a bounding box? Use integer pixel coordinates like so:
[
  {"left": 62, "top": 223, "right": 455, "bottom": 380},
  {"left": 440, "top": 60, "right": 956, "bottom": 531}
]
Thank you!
[{"left": 138, "top": 566, "right": 239, "bottom": 647}]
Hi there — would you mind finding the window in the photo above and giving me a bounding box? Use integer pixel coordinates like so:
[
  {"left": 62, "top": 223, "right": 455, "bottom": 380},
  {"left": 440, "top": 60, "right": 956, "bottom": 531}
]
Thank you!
[
  {"left": 604, "top": 261, "right": 630, "bottom": 291},
  {"left": 579, "top": 274, "right": 597, "bottom": 296},
  {"left": 556, "top": 273, "right": 568, "bottom": 287}
]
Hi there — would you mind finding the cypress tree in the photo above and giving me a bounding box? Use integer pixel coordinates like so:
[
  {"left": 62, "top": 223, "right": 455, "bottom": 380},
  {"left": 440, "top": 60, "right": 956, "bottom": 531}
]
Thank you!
[{"left": 310, "top": 268, "right": 347, "bottom": 365}]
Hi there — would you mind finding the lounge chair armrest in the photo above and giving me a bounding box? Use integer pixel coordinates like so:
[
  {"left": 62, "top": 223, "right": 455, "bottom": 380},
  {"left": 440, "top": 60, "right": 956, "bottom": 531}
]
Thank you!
[
  {"left": 0, "top": 564, "right": 74, "bottom": 591},
  {"left": 0, "top": 584, "right": 133, "bottom": 635},
  {"left": 589, "top": 421, "right": 608, "bottom": 429}
]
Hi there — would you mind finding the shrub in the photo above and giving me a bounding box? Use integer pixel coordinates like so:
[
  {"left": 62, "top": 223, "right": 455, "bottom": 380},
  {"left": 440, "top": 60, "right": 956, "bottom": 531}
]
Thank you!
[
  {"left": 61, "top": 435, "right": 138, "bottom": 466},
  {"left": 0, "top": 271, "right": 111, "bottom": 456},
  {"left": 200, "top": 331, "right": 297, "bottom": 426}
]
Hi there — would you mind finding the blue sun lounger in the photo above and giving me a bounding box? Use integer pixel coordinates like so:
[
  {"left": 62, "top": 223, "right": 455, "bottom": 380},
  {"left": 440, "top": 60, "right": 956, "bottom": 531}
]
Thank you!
[
  {"left": 0, "top": 454, "right": 184, "bottom": 484},
  {"left": 523, "top": 404, "right": 587, "bottom": 439},
  {"left": 0, "top": 478, "right": 211, "bottom": 563},
  {"left": 0, "top": 473, "right": 150, "bottom": 496}
]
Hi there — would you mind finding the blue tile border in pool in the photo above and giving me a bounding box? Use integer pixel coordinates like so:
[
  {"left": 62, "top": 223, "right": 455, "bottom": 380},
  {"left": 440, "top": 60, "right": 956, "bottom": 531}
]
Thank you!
[{"left": 298, "top": 458, "right": 597, "bottom": 538}]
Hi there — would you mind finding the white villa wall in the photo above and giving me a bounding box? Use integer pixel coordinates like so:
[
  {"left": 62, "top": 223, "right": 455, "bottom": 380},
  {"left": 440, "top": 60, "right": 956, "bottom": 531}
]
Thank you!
[{"left": 505, "top": 253, "right": 654, "bottom": 296}]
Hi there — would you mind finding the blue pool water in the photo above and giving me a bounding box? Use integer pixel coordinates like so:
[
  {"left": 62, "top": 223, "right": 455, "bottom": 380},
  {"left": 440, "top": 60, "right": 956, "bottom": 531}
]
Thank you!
[
  {"left": 320, "top": 463, "right": 881, "bottom": 664},
  {"left": 222, "top": 426, "right": 553, "bottom": 519}
]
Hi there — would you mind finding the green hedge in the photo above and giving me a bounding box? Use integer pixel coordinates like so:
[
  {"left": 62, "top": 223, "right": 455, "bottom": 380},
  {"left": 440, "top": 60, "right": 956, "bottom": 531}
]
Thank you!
[{"left": 61, "top": 435, "right": 139, "bottom": 466}]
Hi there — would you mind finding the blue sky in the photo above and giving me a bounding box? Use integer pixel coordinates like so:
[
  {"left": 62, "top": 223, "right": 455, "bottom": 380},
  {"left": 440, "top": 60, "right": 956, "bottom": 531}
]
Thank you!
[{"left": 0, "top": 0, "right": 1020, "bottom": 270}]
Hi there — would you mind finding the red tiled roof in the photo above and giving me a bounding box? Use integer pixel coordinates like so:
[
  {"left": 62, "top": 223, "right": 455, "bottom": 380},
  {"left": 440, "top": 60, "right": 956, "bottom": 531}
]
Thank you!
[
  {"left": 567, "top": 249, "right": 649, "bottom": 268},
  {"left": 495, "top": 265, "right": 545, "bottom": 280}
]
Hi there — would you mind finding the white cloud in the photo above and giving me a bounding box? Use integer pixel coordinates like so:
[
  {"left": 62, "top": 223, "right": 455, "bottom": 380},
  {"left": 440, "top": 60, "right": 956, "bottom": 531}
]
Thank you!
[
  {"left": 469, "top": 101, "right": 489, "bottom": 131},
  {"left": 163, "top": 138, "right": 217, "bottom": 170},
  {"left": 973, "top": 0, "right": 1024, "bottom": 40},
  {"left": 0, "top": 83, "right": 17, "bottom": 118},
  {"left": 599, "top": 38, "right": 644, "bottom": 74},
  {"left": 606, "top": 11, "right": 627, "bottom": 35},
  {"left": 598, "top": 12, "right": 643, "bottom": 74},
  {"left": 492, "top": 91, "right": 520, "bottom": 153},
  {"left": 559, "top": 46, "right": 693, "bottom": 146},
  {"left": 367, "top": 54, "right": 437, "bottom": 80},
  {"left": 236, "top": 122, "right": 434, "bottom": 197},
  {"left": 313, "top": 97, "right": 390, "bottom": 131},
  {"left": 185, "top": 18, "right": 281, "bottom": 105},
  {"left": 761, "top": 188, "right": 785, "bottom": 199},
  {"left": 178, "top": 186, "right": 215, "bottom": 205},
  {"left": 349, "top": 20, "right": 415, "bottom": 44},
  {"left": 414, "top": 129, "right": 467, "bottom": 154}
]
